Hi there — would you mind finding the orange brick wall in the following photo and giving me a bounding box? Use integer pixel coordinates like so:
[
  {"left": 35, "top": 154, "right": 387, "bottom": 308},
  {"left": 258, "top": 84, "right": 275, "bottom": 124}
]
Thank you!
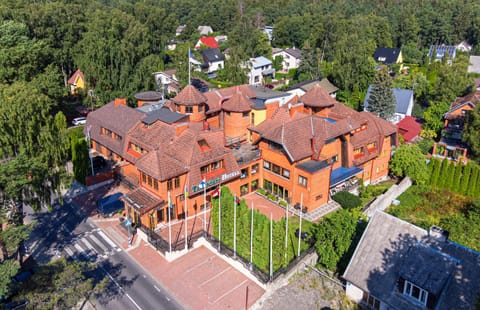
[
  {"left": 370, "top": 136, "right": 392, "bottom": 183},
  {"left": 224, "top": 112, "right": 250, "bottom": 138},
  {"left": 206, "top": 113, "right": 220, "bottom": 129}
]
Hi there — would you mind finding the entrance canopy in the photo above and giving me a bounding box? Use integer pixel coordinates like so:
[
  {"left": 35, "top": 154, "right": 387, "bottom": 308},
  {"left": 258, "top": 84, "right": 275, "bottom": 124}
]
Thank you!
[
  {"left": 123, "top": 187, "right": 164, "bottom": 215},
  {"left": 330, "top": 166, "right": 363, "bottom": 188}
]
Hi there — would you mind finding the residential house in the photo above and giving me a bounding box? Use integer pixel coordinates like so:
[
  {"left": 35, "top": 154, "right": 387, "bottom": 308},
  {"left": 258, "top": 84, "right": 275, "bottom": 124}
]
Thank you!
[
  {"left": 432, "top": 90, "right": 480, "bottom": 161},
  {"left": 153, "top": 70, "right": 180, "bottom": 96},
  {"left": 428, "top": 45, "right": 457, "bottom": 63},
  {"left": 195, "top": 36, "right": 219, "bottom": 49},
  {"left": 397, "top": 116, "right": 423, "bottom": 143},
  {"left": 373, "top": 48, "right": 403, "bottom": 67},
  {"left": 246, "top": 56, "right": 275, "bottom": 85},
  {"left": 467, "top": 55, "right": 480, "bottom": 74},
  {"left": 364, "top": 87, "right": 414, "bottom": 123},
  {"left": 286, "top": 79, "right": 339, "bottom": 98},
  {"left": 456, "top": 40, "right": 472, "bottom": 52},
  {"left": 263, "top": 26, "right": 274, "bottom": 43},
  {"left": 197, "top": 25, "right": 213, "bottom": 36},
  {"left": 199, "top": 48, "right": 225, "bottom": 78},
  {"left": 175, "top": 25, "right": 186, "bottom": 37},
  {"left": 272, "top": 47, "right": 302, "bottom": 72},
  {"left": 86, "top": 83, "right": 396, "bottom": 227},
  {"left": 343, "top": 211, "right": 480, "bottom": 310},
  {"left": 68, "top": 69, "right": 86, "bottom": 95}
]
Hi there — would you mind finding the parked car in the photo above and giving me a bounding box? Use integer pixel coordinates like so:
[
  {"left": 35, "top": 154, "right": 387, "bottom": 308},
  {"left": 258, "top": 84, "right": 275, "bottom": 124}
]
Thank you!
[
  {"left": 72, "top": 117, "right": 86, "bottom": 126},
  {"left": 91, "top": 156, "right": 107, "bottom": 170}
]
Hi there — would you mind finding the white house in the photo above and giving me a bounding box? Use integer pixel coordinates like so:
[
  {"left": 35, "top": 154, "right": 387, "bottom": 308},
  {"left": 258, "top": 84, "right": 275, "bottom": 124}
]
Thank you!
[
  {"left": 153, "top": 69, "right": 180, "bottom": 96},
  {"left": 272, "top": 47, "right": 302, "bottom": 72},
  {"left": 197, "top": 25, "right": 213, "bottom": 36},
  {"left": 246, "top": 56, "right": 275, "bottom": 85},
  {"left": 456, "top": 40, "right": 472, "bottom": 52},
  {"left": 199, "top": 48, "right": 225, "bottom": 78}
]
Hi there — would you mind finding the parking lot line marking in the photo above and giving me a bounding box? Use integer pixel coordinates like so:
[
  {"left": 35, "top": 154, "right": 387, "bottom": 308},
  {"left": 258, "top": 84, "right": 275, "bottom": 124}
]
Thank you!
[
  {"left": 199, "top": 267, "right": 232, "bottom": 287},
  {"left": 212, "top": 279, "right": 248, "bottom": 304}
]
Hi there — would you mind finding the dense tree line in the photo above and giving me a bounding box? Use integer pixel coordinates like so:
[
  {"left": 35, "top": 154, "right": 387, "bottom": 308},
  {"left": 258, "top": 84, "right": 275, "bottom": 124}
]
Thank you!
[{"left": 428, "top": 158, "right": 480, "bottom": 197}]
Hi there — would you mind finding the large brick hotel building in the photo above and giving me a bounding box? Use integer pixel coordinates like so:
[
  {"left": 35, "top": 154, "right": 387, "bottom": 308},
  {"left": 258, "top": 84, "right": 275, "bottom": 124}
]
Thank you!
[{"left": 86, "top": 84, "right": 397, "bottom": 229}]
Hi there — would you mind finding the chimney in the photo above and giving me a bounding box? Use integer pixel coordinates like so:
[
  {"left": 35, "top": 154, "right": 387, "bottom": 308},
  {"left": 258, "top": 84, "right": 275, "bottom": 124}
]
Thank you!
[
  {"left": 265, "top": 101, "right": 279, "bottom": 119},
  {"left": 175, "top": 122, "right": 189, "bottom": 136},
  {"left": 114, "top": 98, "right": 127, "bottom": 107},
  {"left": 429, "top": 225, "right": 449, "bottom": 242}
]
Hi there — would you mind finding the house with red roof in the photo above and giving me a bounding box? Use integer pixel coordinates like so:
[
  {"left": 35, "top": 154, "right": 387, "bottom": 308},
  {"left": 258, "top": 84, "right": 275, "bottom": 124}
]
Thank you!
[
  {"left": 85, "top": 83, "right": 397, "bottom": 229},
  {"left": 194, "top": 36, "right": 219, "bottom": 49},
  {"left": 397, "top": 116, "right": 422, "bottom": 142}
]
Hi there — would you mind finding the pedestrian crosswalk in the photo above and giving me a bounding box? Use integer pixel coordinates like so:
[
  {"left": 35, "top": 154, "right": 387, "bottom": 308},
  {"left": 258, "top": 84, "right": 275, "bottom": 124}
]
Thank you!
[{"left": 63, "top": 228, "right": 121, "bottom": 262}]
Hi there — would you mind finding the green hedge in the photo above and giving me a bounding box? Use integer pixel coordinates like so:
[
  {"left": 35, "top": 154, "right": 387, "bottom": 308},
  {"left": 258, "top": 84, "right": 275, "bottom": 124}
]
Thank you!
[{"left": 332, "top": 191, "right": 362, "bottom": 210}]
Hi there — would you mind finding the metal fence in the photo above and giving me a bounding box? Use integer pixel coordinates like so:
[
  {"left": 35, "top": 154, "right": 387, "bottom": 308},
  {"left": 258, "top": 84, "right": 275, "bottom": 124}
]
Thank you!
[{"left": 139, "top": 224, "right": 316, "bottom": 284}]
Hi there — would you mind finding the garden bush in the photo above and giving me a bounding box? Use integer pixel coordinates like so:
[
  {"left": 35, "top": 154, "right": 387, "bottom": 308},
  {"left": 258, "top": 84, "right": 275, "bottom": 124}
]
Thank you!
[{"left": 332, "top": 191, "right": 362, "bottom": 210}]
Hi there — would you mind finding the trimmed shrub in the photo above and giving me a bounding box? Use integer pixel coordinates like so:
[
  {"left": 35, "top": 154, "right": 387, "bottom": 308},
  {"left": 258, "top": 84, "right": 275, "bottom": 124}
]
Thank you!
[{"left": 332, "top": 191, "right": 362, "bottom": 210}]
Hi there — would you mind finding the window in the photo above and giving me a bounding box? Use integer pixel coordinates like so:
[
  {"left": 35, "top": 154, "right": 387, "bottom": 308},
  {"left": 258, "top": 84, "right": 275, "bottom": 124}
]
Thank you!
[
  {"left": 242, "top": 112, "right": 249, "bottom": 118},
  {"left": 362, "top": 292, "right": 380, "bottom": 310},
  {"left": 200, "top": 160, "right": 223, "bottom": 176},
  {"left": 174, "top": 176, "right": 180, "bottom": 188},
  {"left": 272, "top": 163, "right": 281, "bottom": 174},
  {"left": 354, "top": 147, "right": 363, "bottom": 158},
  {"left": 263, "top": 161, "right": 271, "bottom": 169},
  {"left": 147, "top": 176, "right": 153, "bottom": 187},
  {"left": 185, "top": 106, "right": 193, "bottom": 114},
  {"left": 198, "top": 105, "right": 203, "bottom": 113},
  {"left": 251, "top": 164, "right": 258, "bottom": 174},
  {"left": 251, "top": 113, "right": 255, "bottom": 125},
  {"left": 403, "top": 281, "right": 428, "bottom": 305},
  {"left": 153, "top": 180, "right": 159, "bottom": 191},
  {"left": 167, "top": 179, "right": 173, "bottom": 190},
  {"left": 331, "top": 154, "right": 338, "bottom": 163},
  {"left": 298, "top": 175, "right": 308, "bottom": 187},
  {"left": 367, "top": 142, "right": 377, "bottom": 151},
  {"left": 226, "top": 112, "right": 231, "bottom": 117},
  {"left": 241, "top": 168, "right": 249, "bottom": 179},
  {"left": 142, "top": 172, "right": 147, "bottom": 184},
  {"left": 112, "top": 132, "right": 121, "bottom": 140},
  {"left": 282, "top": 169, "right": 290, "bottom": 179},
  {"left": 315, "top": 194, "right": 323, "bottom": 201}
]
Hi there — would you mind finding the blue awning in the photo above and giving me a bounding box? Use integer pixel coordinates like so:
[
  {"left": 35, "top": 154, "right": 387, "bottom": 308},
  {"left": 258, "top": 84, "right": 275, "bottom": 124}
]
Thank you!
[{"left": 330, "top": 166, "right": 363, "bottom": 188}]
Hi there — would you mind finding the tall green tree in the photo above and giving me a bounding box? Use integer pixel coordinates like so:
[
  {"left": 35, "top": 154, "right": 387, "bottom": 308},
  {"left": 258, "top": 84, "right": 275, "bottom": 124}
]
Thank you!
[
  {"left": 366, "top": 66, "right": 396, "bottom": 120},
  {"left": 463, "top": 106, "right": 480, "bottom": 158},
  {"left": 389, "top": 144, "right": 429, "bottom": 185},
  {"left": 452, "top": 162, "right": 464, "bottom": 192}
]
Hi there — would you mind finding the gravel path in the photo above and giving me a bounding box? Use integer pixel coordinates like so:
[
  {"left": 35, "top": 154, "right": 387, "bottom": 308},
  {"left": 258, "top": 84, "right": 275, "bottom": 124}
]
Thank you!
[{"left": 256, "top": 269, "right": 357, "bottom": 310}]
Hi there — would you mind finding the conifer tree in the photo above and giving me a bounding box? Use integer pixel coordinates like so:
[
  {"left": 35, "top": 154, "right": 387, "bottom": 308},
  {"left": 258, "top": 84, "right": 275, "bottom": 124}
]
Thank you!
[
  {"left": 443, "top": 161, "right": 455, "bottom": 189},
  {"left": 366, "top": 66, "right": 396, "bottom": 120},
  {"left": 436, "top": 159, "right": 448, "bottom": 188},
  {"left": 460, "top": 163, "right": 473, "bottom": 195},
  {"left": 452, "top": 162, "right": 464, "bottom": 193},
  {"left": 467, "top": 165, "right": 479, "bottom": 197},
  {"left": 429, "top": 158, "right": 441, "bottom": 186}
]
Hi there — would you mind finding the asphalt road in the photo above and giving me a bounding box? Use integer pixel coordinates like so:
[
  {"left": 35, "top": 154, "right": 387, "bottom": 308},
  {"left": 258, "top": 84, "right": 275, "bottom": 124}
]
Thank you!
[{"left": 25, "top": 196, "right": 182, "bottom": 310}]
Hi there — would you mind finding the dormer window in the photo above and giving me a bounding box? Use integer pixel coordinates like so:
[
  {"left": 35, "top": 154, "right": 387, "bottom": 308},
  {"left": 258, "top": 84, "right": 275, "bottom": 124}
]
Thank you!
[
  {"left": 197, "top": 139, "right": 211, "bottom": 151},
  {"left": 403, "top": 280, "right": 428, "bottom": 306}
]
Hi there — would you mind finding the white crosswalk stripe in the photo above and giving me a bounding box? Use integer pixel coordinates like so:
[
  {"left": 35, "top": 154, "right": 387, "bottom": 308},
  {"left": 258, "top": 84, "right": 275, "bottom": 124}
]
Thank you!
[{"left": 63, "top": 229, "right": 122, "bottom": 261}]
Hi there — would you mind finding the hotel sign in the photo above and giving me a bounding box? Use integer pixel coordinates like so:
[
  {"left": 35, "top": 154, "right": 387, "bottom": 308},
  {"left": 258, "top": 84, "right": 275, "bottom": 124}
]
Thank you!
[{"left": 191, "top": 170, "right": 241, "bottom": 193}]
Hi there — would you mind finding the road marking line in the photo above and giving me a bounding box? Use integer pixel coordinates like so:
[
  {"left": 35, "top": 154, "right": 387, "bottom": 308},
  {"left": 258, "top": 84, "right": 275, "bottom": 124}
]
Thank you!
[
  {"left": 74, "top": 243, "right": 84, "bottom": 253},
  {"left": 98, "top": 230, "right": 118, "bottom": 249},
  {"left": 153, "top": 285, "right": 161, "bottom": 292},
  {"left": 213, "top": 279, "right": 248, "bottom": 303},
  {"left": 101, "top": 266, "right": 142, "bottom": 310},
  {"left": 199, "top": 267, "right": 232, "bottom": 287},
  {"left": 65, "top": 247, "right": 75, "bottom": 257},
  {"left": 89, "top": 234, "right": 108, "bottom": 253},
  {"left": 116, "top": 248, "right": 122, "bottom": 252},
  {"left": 80, "top": 238, "right": 95, "bottom": 252}
]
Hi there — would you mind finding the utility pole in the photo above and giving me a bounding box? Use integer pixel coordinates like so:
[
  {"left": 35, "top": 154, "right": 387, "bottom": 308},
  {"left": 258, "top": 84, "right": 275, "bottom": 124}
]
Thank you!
[{"left": 86, "top": 125, "right": 94, "bottom": 176}]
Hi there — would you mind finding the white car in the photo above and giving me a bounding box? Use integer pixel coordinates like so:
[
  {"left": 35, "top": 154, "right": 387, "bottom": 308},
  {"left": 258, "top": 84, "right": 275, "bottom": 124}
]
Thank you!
[{"left": 72, "top": 117, "right": 87, "bottom": 126}]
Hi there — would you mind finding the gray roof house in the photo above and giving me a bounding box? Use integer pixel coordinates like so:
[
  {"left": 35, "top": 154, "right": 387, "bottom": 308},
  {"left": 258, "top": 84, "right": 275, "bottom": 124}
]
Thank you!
[
  {"left": 364, "top": 86, "right": 414, "bottom": 124},
  {"left": 373, "top": 48, "right": 403, "bottom": 65},
  {"left": 343, "top": 211, "right": 480, "bottom": 310},
  {"left": 199, "top": 48, "right": 225, "bottom": 78}
]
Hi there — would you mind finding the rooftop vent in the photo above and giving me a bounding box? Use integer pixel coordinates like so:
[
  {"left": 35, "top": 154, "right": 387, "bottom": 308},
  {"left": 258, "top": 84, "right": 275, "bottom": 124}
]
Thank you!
[{"left": 429, "top": 225, "right": 449, "bottom": 242}]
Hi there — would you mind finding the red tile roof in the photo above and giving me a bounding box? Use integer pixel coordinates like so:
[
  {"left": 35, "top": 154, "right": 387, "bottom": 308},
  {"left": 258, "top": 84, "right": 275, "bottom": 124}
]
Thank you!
[
  {"left": 171, "top": 85, "right": 207, "bottom": 106},
  {"left": 446, "top": 90, "right": 480, "bottom": 117},
  {"left": 198, "top": 36, "right": 219, "bottom": 49},
  {"left": 124, "top": 187, "right": 164, "bottom": 215},
  {"left": 222, "top": 92, "right": 253, "bottom": 112},
  {"left": 397, "top": 116, "right": 422, "bottom": 142},
  {"left": 67, "top": 69, "right": 85, "bottom": 85},
  {"left": 300, "top": 84, "right": 337, "bottom": 108}
]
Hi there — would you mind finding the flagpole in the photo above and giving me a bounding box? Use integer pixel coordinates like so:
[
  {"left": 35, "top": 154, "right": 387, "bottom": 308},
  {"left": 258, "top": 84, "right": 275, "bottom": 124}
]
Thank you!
[
  {"left": 250, "top": 202, "right": 254, "bottom": 270},
  {"left": 188, "top": 47, "right": 191, "bottom": 85},
  {"left": 168, "top": 191, "right": 172, "bottom": 253},
  {"left": 218, "top": 184, "right": 221, "bottom": 251},
  {"left": 297, "top": 193, "right": 303, "bottom": 258},
  {"left": 284, "top": 200, "right": 288, "bottom": 262},
  {"left": 203, "top": 179, "right": 206, "bottom": 237},
  {"left": 270, "top": 213, "right": 273, "bottom": 281},
  {"left": 233, "top": 194, "right": 237, "bottom": 259},
  {"left": 184, "top": 185, "right": 188, "bottom": 251}
]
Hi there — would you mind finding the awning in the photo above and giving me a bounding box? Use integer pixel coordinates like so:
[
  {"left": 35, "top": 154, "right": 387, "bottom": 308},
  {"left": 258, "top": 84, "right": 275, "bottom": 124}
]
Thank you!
[
  {"left": 123, "top": 188, "right": 164, "bottom": 215},
  {"left": 330, "top": 166, "right": 363, "bottom": 188}
]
